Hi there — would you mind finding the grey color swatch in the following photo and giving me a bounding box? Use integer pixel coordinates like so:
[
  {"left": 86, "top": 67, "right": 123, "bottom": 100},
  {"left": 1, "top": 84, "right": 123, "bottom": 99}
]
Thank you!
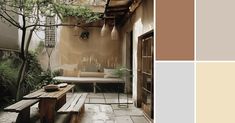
[{"left": 155, "top": 62, "right": 194, "bottom": 123}]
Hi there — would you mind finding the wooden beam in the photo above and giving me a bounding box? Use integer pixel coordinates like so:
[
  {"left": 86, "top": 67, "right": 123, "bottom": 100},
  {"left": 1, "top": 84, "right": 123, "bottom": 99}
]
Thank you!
[
  {"left": 104, "top": 0, "right": 111, "bottom": 14},
  {"left": 106, "top": 8, "right": 129, "bottom": 12},
  {"left": 107, "top": 4, "right": 130, "bottom": 9}
]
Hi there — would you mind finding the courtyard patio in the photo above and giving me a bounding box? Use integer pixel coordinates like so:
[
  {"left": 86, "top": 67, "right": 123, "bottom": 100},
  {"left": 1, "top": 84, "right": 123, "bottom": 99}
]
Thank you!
[
  {"left": 0, "top": 0, "right": 154, "bottom": 122},
  {"left": 0, "top": 93, "right": 149, "bottom": 123}
]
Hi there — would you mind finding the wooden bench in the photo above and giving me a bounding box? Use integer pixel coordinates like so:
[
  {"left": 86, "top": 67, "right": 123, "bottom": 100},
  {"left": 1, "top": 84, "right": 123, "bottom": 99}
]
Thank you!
[
  {"left": 4, "top": 99, "right": 39, "bottom": 123},
  {"left": 58, "top": 93, "right": 88, "bottom": 123}
]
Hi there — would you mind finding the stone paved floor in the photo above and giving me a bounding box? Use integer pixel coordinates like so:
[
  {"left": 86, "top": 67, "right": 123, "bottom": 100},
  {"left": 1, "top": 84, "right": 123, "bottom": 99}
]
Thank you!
[
  {"left": 0, "top": 93, "right": 150, "bottom": 123},
  {"left": 76, "top": 93, "right": 133, "bottom": 104}
]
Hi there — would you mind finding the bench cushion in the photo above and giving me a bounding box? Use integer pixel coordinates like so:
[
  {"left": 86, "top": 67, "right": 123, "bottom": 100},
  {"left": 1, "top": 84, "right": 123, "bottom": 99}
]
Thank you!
[
  {"left": 104, "top": 68, "right": 119, "bottom": 78},
  {"left": 4, "top": 99, "right": 39, "bottom": 112},
  {"left": 78, "top": 72, "right": 105, "bottom": 78},
  {"left": 58, "top": 93, "right": 88, "bottom": 113}
]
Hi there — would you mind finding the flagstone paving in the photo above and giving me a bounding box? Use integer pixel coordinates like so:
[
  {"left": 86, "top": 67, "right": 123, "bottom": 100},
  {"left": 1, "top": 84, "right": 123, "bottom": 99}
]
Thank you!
[{"left": 0, "top": 93, "right": 150, "bottom": 123}]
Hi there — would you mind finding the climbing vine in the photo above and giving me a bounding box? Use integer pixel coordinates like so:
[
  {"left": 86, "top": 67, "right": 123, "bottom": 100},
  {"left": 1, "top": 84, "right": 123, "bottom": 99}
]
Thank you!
[{"left": 54, "top": 4, "right": 101, "bottom": 23}]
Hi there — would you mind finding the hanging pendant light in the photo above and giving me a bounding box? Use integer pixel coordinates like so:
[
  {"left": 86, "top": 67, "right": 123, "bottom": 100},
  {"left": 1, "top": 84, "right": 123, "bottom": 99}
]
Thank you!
[
  {"left": 111, "top": 18, "right": 119, "bottom": 40},
  {"left": 74, "top": 25, "right": 78, "bottom": 31},
  {"left": 101, "top": 19, "right": 109, "bottom": 37}
]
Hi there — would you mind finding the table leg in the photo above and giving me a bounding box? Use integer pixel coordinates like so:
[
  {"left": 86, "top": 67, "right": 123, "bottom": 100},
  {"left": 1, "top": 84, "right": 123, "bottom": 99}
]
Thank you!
[
  {"left": 56, "top": 94, "right": 66, "bottom": 110},
  {"left": 39, "top": 99, "right": 57, "bottom": 123}
]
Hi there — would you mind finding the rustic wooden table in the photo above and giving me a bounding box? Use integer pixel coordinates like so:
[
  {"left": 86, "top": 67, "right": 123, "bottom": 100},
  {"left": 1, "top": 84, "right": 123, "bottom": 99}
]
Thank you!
[{"left": 23, "top": 84, "right": 75, "bottom": 123}]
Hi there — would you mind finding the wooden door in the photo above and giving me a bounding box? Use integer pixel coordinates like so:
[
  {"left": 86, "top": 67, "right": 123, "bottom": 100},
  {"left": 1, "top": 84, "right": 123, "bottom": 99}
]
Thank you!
[{"left": 137, "top": 30, "right": 154, "bottom": 119}]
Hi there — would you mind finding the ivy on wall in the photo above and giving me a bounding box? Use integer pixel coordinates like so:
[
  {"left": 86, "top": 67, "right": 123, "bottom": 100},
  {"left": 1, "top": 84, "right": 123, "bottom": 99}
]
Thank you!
[{"left": 54, "top": 4, "right": 101, "bottom": 23}]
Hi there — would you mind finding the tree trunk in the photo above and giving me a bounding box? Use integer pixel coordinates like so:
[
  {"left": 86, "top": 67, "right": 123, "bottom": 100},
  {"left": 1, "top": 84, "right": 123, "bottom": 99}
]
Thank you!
[
  {"left": 16, "top": 59, "right": 27, "bottom": 101},
  {"left": 15, "top": 25, "right": 36, "bottom": 101},
  {"left": 15, "top": 22, "right": 26, "bottom": 101}
]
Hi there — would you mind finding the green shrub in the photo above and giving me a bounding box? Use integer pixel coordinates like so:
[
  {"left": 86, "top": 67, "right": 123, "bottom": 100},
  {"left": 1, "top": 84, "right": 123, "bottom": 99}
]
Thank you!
[
  {"left": 0, "top": 57, "right": 19, "bottom": 107},
  {"left": 23, "top": 52, "right": 44, "bottom": 92},
  {"left": 0, "top": 49, "right": 62, "bottom": 107}
]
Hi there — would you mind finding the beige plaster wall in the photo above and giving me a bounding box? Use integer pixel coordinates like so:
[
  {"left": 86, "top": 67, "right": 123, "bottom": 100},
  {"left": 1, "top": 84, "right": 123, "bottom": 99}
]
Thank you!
[
  {"left": 0, "top": 16, "right": 19, "bottom": 51},
  {"left": 58, "top": 22, "right": 122, "bottom": 75},
  {"left": 121, "top": 0, "right": 154, "bottom": 103}
]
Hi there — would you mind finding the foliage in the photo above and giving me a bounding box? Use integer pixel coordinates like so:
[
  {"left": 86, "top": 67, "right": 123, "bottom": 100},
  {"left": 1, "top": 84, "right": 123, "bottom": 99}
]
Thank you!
[
  {"left": 0, "top": 51, "right": 44, "bottom": 106},
  {"left": 113, "top": 66, "right": 132, "bottom": 78},
  {"left": 0, "top": 49, "right": 61, "bottom": 107},
  {"left": 34, "top": 41, "right": 44, "bottom": 55},
  {"left": 39, "top": 69, "right": 60, "bottom": 85},
  {"left": 0, "top": 0, "right": 101, "bottom": 28},
  {"left": 23, "top": 52, "right": 43, "bottom": 91},
  {"left": 54, "top": 4, "right": 101, "bottom": 23},
  {"left": 0, "top": 58, "right": 19, "bottom": 106}
]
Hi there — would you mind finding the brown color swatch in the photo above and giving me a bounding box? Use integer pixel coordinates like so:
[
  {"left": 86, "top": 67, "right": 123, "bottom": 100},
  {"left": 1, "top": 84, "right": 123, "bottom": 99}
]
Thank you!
[{"left": 156, "top": 0, "right": 194, "bottom": 60}]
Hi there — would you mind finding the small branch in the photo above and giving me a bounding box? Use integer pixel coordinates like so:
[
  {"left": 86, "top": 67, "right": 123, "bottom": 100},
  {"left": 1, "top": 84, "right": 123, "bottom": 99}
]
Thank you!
[
  {"left": 2, "top": 10, "right": 20, "bottom": 27},
  {"left": 4, "top": 8, "right": 24, "bottom": 16},
  {"left": 25, "top": 2, "right": 40, "bottom": 56},
  {"left": 0, "top": 13, "right": 21, "bottom": 28},
  {"left": 25, "top": 23, "right": 102, "bottom": 28},
  {"left": 52, "top": 4, "right": 63, "bottom": 21}
]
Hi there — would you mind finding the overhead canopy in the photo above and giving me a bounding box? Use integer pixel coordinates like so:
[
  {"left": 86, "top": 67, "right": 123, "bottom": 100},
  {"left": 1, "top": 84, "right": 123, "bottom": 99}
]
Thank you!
[{"left": 0, "top": 21, "right": 20, "bottom": 51}]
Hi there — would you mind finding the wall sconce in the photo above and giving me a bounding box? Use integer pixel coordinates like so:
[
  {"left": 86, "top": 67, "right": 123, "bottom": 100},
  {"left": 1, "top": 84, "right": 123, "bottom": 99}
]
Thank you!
[
  {"left": 74, "top": 25, "right": 78, "bottom": 31},
  {"left": 80, "top": 31, "right": 89, "bottom": 40}
]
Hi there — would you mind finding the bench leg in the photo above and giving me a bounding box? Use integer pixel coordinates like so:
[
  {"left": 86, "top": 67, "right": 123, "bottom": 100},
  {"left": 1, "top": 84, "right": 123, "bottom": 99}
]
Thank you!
[
  {"left": 70, "top": 113, "right": 79, "bottom": 123},
  {"left": 80, "top": 105, "right": 85, "bottom": 113},
  {"left": 16, "top": 107, "right": 30, "bottom": 123},
  {"left": 69, "top": 105, "right": 85, "bottom": 123},
  {"left": 93, "top": 82, "right": 96, "bottom": 93}
]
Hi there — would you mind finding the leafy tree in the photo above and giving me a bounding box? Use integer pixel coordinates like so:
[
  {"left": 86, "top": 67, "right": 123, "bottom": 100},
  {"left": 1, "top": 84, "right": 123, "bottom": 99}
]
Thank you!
[{"left": 0, "top": 0, "right": 100, "bottom": 101}]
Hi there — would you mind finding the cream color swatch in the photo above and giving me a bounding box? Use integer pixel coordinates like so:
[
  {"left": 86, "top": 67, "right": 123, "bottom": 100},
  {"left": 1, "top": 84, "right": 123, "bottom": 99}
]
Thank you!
[{"left": 197, "top": 63, "right": 235, "bottom": 123}]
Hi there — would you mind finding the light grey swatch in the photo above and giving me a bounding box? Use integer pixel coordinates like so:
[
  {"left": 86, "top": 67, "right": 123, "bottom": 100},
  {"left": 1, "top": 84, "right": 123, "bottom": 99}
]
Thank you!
[{"left": 155, "top": 62, "right": 194, "bottom": 123}]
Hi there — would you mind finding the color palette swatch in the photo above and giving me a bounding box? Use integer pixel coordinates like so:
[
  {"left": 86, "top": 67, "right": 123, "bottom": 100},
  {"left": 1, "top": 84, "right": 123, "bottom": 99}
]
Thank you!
[{"left": 155, "top": 0, "right": 235, "bottom": 123}]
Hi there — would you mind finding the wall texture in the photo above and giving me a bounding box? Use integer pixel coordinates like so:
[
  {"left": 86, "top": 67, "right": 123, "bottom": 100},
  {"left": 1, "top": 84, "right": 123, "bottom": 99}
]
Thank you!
[
  {"left": 0, "top": 17, "right": 19, "bottom": 51},
  {"left": 156, "top": 0, "right": 194, "bottom": 60},
  {"left": 58, "top": 21, "right": 122, "bottom": 75},
  {"left": 121, "top": 0, "right": 154, "bottom": 103}
]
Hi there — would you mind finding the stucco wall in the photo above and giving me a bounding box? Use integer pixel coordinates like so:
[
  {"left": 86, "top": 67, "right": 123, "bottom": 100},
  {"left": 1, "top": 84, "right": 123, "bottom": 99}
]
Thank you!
[
  {"left": 0, "top": 17, "right": 19, "bottom": 51},
  {"left": 58, "top": 21, "right": 122, "bottom": 75},
  {"left": 121, "top": 0, "right": 154, "bottom": 103}
]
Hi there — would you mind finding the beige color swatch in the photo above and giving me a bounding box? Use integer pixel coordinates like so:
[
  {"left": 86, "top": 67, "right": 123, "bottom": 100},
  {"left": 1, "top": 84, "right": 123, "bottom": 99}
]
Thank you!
[
  {"left": 197, "top": 0, "right": 235, "bottom": 60},
  {"left": 197, "top": 63, "right": 235, "bottom": 123}
]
